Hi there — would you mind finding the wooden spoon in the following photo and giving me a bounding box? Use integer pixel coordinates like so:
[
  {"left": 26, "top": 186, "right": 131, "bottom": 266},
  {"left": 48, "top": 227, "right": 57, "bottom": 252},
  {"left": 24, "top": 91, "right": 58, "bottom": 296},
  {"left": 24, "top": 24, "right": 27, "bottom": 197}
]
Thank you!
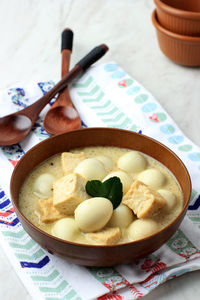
[
  {"left": 0, "top": 44, "right": 108, "bottom": 146},
  {"left": 43, "top": 29, "right": 81, "bottom": 135}
]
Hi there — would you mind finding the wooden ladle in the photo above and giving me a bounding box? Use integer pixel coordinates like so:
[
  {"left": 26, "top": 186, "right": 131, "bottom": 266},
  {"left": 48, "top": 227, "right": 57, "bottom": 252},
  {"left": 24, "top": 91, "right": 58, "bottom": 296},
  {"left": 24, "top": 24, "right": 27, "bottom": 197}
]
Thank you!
[
  {"left": 43, "top": 29, "right": 81, "bottom": 135},
  {"left": 0, "top": 44, "right": 108, "bottom": 146}
]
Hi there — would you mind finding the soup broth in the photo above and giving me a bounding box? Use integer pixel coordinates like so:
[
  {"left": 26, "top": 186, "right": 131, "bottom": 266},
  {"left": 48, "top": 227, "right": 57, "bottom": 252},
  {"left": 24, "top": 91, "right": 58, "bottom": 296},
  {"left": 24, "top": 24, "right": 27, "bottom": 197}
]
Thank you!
[{"left": 19, "top": 146, "right": 183, "bottom": 245}]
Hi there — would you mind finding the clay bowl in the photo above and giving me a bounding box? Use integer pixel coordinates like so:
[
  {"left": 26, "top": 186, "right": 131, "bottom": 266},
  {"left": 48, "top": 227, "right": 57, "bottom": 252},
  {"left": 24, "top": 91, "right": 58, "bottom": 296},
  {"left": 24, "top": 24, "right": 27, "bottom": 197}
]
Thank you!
[
  {"left": 10, "top": 127, "right": 191, "bottom": 266},
  {"left": 154, "top": 0, "right": 200, "bottom": 36},
  {"left": 152, "top": 10, "right": 200, "bottom": 66}
]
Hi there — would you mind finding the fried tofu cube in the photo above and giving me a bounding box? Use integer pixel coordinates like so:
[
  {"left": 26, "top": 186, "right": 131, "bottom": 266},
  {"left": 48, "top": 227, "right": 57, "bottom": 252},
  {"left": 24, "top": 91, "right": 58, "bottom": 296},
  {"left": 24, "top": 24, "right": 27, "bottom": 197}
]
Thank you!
[
  {"left": 37, "top": 198, "right": 65, "bottom": 223},
  {"left": 61, "top": 152, "right": 85, "bottom": 175},
  {"left": 123, "top": 180, "right": 166, "bottom": 218},
  {"left": 86, "top": 227, "right": 121, "bottom": 245},
  {"left": 53, "top": 173, "right": 88, "bottom": 215}
]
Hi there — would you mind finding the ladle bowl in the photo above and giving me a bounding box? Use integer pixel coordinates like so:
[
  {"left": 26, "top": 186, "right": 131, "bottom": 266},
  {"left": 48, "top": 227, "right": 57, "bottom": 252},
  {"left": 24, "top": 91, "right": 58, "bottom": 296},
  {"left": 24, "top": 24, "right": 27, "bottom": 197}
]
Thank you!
[
  {"left": 0, "top": 115, "right": 32, "bottom": 145},
  {"left": 44, "top": 106, "right": 81, "bottom": 134}
]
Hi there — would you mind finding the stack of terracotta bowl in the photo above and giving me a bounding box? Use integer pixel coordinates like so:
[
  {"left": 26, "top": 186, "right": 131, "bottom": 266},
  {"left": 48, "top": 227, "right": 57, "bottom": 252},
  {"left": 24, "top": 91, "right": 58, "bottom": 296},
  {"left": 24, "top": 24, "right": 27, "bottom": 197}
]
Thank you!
[{"left": 152, "top": 0, "right": 200, "bottom": 66}]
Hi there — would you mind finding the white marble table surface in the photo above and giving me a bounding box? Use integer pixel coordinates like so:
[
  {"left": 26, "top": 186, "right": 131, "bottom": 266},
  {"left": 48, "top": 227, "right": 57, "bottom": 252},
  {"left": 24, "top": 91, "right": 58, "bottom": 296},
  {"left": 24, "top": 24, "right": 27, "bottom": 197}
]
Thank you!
[{"left": 0, "top": 0, "right": 200, "bottom": 299}]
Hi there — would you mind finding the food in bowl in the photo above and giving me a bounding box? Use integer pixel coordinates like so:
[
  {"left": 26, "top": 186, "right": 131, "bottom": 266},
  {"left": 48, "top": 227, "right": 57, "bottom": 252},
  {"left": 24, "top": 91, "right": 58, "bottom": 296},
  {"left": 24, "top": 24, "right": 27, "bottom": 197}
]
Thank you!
[
  {"left": 19, "top": 146, "right": 183, "bottom": 245},
  {"left": 10, "top": 128, "right": 191, "bottom": 266}
]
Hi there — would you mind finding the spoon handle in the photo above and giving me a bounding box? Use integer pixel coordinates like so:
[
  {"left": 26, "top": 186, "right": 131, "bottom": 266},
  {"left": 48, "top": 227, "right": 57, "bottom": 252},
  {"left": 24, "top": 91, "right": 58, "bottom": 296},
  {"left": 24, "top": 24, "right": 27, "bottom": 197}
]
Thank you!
[
  {"left": 76, "top": 44, "right": 108, "bottom": 71},
  {"left": 49, "top": 29, "right": 73, "bottom": 109},
  {"left": 61, "top": 28, "right": 73, "bottom": 77},
  {"left": 61, "top": 28, "right": 73, "bottom": 52},
  {"left": 20, "top": 44, "right": 109, "bottom": 121}
]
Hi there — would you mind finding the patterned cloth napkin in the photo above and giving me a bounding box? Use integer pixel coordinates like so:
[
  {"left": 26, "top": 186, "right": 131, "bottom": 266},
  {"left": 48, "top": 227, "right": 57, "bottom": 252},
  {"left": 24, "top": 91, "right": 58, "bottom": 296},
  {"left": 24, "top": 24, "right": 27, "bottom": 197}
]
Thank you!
[{"left": 0, "top": 62, "right": 200, "bottom": 300}]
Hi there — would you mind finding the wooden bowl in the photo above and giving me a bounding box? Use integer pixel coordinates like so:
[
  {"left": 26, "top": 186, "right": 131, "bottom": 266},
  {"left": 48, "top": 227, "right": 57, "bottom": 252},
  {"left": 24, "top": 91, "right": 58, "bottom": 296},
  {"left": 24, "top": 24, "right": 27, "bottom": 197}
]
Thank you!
[
  {"left": 10, "top": 128, "right": 191, "bottom": 266},
  {"left": 152, "top": 9, "right": 200, "bottom": 66},
  {"left": 154, "top": 0, "right": 200, "bottom": 36}
]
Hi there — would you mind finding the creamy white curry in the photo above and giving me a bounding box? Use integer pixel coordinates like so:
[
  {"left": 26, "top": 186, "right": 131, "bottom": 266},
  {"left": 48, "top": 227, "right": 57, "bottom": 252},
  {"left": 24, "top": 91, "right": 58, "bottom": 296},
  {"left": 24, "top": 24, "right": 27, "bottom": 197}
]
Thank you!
[{"left": 19, "top": 146, "right": 183, "bottom": 245}]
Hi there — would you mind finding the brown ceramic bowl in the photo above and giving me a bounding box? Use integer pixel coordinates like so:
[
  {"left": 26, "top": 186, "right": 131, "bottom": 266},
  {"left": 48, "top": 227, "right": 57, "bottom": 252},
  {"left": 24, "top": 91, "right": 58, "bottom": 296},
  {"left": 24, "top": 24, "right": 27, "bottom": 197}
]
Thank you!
[
  {"left": 152, "top": 9, "right": 200, "bottom": 66},
  {"left": 10, "top": 128, "right": 191, "bottom": 266},
  {"left": 154, "top": 0, "right": 200, "bottom": 36}
]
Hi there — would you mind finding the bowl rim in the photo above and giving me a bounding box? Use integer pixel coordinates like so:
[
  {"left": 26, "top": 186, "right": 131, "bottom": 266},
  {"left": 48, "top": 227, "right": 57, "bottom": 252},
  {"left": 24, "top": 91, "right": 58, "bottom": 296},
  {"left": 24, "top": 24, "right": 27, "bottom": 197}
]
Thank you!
[
  {"left": 10, "top": 127, "right": 191, "bottom": 249},
  {"left": 154, "top": 0, "right": 200, "bottom": 19},
  {"left": 152, "top": 9, "right": 200, "bottom": 42}
]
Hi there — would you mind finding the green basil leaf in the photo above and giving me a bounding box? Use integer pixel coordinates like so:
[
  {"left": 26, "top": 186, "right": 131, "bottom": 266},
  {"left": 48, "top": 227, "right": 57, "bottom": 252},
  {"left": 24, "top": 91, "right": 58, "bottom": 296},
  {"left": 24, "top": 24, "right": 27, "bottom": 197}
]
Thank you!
[
  {"left": 85, "top": 176, "right": 123, "bottom": 209},
  {"left": 85, "top": 180, "right": 102, "bottom": 196},
  {"left": 103, "top": 177, "right": 123, "bottom": 209}
]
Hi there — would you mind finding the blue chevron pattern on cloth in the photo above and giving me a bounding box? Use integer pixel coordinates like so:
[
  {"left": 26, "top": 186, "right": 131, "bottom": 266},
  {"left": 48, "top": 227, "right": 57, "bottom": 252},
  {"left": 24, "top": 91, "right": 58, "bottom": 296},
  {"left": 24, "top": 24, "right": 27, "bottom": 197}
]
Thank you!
[
  {"left": 0, "top": 218, "right": 19, "bottom": 226},
  {"left": 188, "top": 195, "right": 200, "bottom": 211},
  {"left": 0, "top": 187, "right": 19, "bottom": 226},
  {"left": 0, "top": 198, "right": 10, "bottom": 209},
  {"left": 20, "top": 255, "right": 50, "bottom": 268}
]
